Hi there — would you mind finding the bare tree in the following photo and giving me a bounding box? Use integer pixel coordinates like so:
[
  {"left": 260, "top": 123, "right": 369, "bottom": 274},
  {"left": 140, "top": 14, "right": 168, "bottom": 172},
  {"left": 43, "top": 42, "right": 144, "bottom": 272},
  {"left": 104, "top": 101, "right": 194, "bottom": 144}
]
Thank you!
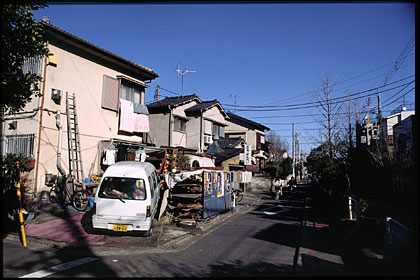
[
  {"left": 311, "top": 71, "right": 342, "bottom": 159},
  {"left": 266, "top": 130, "right": 289, "bottom": 164}
]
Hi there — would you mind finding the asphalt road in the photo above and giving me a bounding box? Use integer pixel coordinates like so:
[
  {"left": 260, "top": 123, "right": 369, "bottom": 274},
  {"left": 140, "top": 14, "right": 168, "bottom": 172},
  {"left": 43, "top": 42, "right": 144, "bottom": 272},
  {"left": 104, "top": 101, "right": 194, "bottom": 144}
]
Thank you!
[{"left": 3, "top": 183, "right": 348, "bottom": 277}]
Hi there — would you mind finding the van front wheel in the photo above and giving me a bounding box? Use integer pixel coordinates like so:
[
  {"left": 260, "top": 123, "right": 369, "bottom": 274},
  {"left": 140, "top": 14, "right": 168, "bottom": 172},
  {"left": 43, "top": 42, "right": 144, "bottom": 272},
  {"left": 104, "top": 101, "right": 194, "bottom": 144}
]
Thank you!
[{"left": 143, "top": 226, "right": 152, "bottom": 237}]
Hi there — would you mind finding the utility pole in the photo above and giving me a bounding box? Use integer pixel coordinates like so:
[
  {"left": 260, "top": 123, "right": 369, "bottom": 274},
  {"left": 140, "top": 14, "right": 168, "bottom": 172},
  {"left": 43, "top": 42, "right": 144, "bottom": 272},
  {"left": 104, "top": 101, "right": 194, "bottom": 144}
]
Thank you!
[
  {"left": 295, "top": 132, "right": 299, "bottom": 179},
  {"left": 292, "top": 124, "right": 295, "bottom": 178},
  {"left": 377, "top": 88, "right": 382, "bottom": 122},
  {"left": 348, "top": 97, "right": 352, "bottom": 147},
  {"left": 154, "top": 84, "right": 160, "bottom": 101}
]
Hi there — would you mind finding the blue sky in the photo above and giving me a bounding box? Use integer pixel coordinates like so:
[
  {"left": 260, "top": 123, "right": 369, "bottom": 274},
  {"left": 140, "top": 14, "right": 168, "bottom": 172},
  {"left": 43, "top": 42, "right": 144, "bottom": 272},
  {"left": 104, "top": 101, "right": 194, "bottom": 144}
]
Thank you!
[{"left": 33, "top": 3, "right": 415, "bottom": 156}]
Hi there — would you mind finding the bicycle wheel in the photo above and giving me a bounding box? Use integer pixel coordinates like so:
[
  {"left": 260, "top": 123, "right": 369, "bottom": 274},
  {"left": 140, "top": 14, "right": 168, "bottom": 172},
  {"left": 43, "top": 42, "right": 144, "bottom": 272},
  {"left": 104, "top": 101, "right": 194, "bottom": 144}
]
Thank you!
[
  {"left": 49, "top": 187, "right": 64, "bottom": 204},
  {"left": 72, "top": 190, "right": 89, "bottom": 211},
  {"left": 237, "top": 193, "right": 244, "bottom": 203}
]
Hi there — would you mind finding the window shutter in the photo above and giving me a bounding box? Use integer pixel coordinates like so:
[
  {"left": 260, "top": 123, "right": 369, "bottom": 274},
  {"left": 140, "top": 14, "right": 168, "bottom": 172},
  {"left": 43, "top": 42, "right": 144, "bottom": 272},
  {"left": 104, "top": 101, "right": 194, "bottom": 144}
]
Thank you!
[{"left": 102, "top": 75, "right": 119, "bottom": 111}]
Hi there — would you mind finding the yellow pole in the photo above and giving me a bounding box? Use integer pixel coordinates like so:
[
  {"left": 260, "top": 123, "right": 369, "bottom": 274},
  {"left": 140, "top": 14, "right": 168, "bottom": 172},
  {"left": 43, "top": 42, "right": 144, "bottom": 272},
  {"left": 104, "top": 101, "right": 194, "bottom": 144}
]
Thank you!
[{"left": 16, "top": 161, "right": 27, "bottom": 247}]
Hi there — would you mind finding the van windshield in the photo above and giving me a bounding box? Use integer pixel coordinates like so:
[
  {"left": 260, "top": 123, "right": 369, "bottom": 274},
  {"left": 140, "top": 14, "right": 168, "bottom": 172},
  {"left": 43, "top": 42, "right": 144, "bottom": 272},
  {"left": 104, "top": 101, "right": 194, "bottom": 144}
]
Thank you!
[{"left": 98, "top": 177, "right": 146, "bottom": 200}]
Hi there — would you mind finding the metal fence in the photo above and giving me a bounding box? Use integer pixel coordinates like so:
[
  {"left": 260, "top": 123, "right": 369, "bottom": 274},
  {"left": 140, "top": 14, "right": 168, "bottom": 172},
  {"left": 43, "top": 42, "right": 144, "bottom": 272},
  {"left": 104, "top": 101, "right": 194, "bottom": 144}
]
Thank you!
[{"left": 5, "top": 134, "right": 35, "bottom": 158}]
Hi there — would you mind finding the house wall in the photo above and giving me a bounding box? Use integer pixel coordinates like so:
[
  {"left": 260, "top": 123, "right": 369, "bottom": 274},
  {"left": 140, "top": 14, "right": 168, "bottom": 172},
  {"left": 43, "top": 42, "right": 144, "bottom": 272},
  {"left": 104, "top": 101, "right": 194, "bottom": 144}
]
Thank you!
[
  {"left": 186, "top": 116, "right": 202, "bottom": 151},
  {"left": 382, "top": 111, "right": 415, "bottom": 136},
  {"left": 188, "top": 154, "right": 215, "bottom": 168},
  {"left": 171, "top": 101, "right": 199, "bottom": 147},
  {"left": 149, "top": 113, "right": 169, "bottom": 147},
  {"left": 221, "top": 154, "right": 241, "bottom": 171},
  {"left": 203, "top": 106, "right": 226, "bottom": 125},
  {"left": 5, "top": 43, "right": 151, "bottom": 195},
  {"left": 225, "top": 122, "right": 262, "bottom": 150}
]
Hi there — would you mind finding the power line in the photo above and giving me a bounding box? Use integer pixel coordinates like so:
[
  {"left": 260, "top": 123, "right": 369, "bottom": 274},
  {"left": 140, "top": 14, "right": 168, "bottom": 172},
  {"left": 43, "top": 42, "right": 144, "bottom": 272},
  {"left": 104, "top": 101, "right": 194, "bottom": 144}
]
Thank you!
[
  {"left": 264, "top": 60, "right": 397, "bottom": 106},
  {"left": 382, "top": 87, "right": 415, "bottom": 108},
  {"left": 222, "top": 76, "right": 414, "bottom": 110},
  {"left": 248, "top": 108, "right": 402, "bottom": 119},
  {"left": 223, "top": 79, "right": 414, "bottom": 112}
]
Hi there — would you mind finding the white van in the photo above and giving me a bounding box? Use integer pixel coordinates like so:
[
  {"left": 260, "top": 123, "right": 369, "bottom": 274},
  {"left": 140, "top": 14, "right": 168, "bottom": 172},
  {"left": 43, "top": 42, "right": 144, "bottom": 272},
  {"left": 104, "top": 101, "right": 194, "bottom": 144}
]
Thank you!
[{"left": 92, "top": 161, "right": 160, "bottom": 236}]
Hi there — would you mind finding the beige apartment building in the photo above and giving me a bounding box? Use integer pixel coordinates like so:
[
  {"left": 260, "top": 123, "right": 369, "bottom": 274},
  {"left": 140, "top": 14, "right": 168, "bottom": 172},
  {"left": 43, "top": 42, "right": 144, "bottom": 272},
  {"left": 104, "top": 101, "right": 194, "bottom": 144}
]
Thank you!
[{"left": 3, "top": 22, "right": 158, "bottom": 196}]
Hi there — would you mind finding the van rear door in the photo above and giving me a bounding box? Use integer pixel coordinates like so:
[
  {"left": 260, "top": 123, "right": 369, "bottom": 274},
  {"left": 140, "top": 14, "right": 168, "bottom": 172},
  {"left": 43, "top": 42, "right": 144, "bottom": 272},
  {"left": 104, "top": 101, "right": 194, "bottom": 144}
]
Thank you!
[{"left": 96, "top": 177, "right": 149, "bottom": 218}]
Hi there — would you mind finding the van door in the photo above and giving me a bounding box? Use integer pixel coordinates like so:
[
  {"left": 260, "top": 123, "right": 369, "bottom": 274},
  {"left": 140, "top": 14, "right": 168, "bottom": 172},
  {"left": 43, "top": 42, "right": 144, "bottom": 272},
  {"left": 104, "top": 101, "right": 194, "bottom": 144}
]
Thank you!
[{"left": 148, "top": 171, "right": 159, "bottom": 217}]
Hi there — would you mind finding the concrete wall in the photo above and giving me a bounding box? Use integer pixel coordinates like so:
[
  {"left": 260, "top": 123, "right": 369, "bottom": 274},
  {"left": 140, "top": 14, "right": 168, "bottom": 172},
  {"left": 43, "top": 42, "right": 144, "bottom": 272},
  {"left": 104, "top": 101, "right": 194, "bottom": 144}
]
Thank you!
[{"left": 250, "top": 174, "right": 271, "bottom": 192}]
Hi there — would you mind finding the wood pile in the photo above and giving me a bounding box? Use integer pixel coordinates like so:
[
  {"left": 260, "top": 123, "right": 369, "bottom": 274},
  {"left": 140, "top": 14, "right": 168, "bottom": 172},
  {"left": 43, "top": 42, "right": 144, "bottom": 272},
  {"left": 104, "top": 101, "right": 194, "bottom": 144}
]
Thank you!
[{"left": 167, "top": 174, "right": 204, "bottom": 227}]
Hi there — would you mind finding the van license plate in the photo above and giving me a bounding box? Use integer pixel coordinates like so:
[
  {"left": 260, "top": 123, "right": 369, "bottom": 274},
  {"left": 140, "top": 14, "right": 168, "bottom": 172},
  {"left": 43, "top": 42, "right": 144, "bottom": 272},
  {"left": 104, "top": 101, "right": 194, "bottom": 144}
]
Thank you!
[{"left": 113, "top": 224, "right": 128, "bottom": 232}]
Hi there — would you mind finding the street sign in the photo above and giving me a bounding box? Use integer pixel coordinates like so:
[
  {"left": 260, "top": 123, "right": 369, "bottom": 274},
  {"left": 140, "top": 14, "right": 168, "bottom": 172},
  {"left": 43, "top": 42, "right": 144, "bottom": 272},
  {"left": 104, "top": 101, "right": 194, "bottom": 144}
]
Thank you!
[{"left": 244, "top": 144, "right": 252, "bottom": 165}]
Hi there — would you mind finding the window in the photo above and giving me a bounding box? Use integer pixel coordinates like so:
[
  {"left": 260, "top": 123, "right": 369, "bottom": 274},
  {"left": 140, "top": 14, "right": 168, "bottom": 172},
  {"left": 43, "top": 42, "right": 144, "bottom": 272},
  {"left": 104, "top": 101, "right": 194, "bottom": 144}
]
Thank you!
[
  {"left": 174, "top": 117, "right": 187, "bottom": 132},
  {"left": 102, "top": 75, "right": 145, "bottom": 111},
  {"left": 5, "top": 134, "right": 35, "bottom": 158},
  {"left": 22, "top": 56, "right": 43, "bottom": 75},
  {"left": 212, "top": 123, "right": 225, "bottom": 139},
  {"left": 121, "top": 83, "right": 143, "bottom": 105},
  {"left": 98, "top": 177, "right": 146, "bottom": 200},
  {"left": 148, "top": 176, "right": 154, "bottom": 199}
]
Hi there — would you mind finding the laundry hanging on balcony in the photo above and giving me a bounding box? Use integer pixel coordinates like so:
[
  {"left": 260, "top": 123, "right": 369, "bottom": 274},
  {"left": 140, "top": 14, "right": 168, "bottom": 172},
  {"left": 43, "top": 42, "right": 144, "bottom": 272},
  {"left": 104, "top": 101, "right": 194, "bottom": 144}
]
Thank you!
[
  {"left": 102, "top": 147, "right": 118, "bottom": 165},
  {"left": 119, "top": 99, "right": 150, "bottom": 133}
]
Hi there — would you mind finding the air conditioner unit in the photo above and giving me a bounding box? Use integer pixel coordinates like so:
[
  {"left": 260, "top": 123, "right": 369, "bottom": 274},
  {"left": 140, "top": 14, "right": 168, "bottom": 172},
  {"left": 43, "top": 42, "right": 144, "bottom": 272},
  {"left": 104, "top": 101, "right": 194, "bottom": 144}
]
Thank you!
[{"left": 204, "top": 135, "right": 212, "bottom": 144}]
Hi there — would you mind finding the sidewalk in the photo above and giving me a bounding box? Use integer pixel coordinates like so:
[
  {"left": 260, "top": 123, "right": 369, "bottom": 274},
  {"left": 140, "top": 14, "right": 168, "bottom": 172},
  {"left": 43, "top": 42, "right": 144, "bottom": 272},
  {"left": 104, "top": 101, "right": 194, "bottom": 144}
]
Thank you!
[
  {"left": 308, "top": 187, "right": 389, "bottom": 276},
  {"left": 3, "top": 192, "right": 261, "bottom": 256}
]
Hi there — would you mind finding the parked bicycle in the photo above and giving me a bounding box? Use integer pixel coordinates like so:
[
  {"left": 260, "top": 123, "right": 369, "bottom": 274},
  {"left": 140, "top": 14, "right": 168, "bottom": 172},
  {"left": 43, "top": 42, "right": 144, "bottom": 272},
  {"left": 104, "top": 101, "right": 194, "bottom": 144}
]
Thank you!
[
  {"left": 49, "top": 179, "right": 90, "bottom": 211},
  {"left": 231, "top": 189, "right": 243, "bottom": 204}
]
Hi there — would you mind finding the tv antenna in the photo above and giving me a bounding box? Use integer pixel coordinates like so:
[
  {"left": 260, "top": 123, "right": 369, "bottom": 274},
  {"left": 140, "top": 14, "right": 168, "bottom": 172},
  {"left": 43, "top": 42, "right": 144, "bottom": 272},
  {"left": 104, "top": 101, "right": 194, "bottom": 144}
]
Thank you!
[
  {"left": 229, "top": 93, "right": 242, "bottom": 113},
  {"left": 176, "top": 63, "right": 196, "bottom": 96}
]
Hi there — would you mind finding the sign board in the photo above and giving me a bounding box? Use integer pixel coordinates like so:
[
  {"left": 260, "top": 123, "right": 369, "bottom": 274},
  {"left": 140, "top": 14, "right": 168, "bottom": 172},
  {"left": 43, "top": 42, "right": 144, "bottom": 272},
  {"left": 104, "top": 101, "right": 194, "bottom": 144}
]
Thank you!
[{"left": 244, "top": 144, "right": 252, "bottom": 165}]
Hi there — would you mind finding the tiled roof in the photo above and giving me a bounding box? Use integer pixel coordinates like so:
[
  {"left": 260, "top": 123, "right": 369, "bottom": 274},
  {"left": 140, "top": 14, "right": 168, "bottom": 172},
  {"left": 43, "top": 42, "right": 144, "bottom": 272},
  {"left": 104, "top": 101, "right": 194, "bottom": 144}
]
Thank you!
[
  {"left": 218, "top": 137, "right": 244, "bottom": 149},
  {"left": 214, "top": 148, "right": 242, "bottom": 164},
  {"left": 147, "top": 94, "right": 200, "bottom": 110},
  {"left": 227, "top": 112, "right": 270, "bottom": 131},
  {"left": 185, "top": 99, "right": 228, "bottom": 118}
]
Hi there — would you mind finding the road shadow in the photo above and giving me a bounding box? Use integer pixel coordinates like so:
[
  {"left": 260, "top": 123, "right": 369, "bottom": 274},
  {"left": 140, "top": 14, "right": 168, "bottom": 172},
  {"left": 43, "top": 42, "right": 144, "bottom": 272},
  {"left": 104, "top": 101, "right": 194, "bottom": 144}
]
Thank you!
[
  {"left": 299, "top": 253, "right": 347, "bottom": 276},
  {"left": 207, "top": 259, "right": 294, "bottom": 277},
  {"left": 4, "top": 202, "right": 118, "bottom": 277}
]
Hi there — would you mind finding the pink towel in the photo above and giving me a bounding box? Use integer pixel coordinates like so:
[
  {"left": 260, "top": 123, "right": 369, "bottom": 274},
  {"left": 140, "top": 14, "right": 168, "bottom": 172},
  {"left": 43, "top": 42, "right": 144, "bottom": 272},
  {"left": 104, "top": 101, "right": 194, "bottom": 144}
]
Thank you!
[{"left": 134, "top": 114, "right": 150, "bottom": 133}]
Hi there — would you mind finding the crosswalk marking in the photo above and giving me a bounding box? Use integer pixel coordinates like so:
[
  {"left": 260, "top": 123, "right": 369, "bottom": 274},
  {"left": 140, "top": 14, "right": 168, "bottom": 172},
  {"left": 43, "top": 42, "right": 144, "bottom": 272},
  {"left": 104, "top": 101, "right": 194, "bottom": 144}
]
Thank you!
[
  {"left": 261, "top": 205, "right": 291, "bottom": 215},
  {"left": 20, "top": 257, "right": 98, "bottom": 278}
]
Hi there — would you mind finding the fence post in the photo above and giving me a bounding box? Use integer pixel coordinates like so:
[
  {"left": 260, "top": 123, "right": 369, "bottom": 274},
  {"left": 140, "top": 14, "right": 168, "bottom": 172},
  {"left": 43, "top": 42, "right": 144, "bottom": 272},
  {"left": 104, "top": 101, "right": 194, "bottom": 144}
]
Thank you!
[{"left": 16, "top": 161, "right": 27, "bottom": 247}]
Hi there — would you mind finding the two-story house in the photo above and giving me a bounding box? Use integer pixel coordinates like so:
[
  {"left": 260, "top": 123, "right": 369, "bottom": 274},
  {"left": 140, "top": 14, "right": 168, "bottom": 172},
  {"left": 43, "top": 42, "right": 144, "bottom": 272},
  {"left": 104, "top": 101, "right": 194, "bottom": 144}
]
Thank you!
[
  {"left": 224, "top": 112, "right": 270, "bottom": 171},
  {"left": 147, "top": 94, "right": 229, "bottom": 153},
  {"left": 3, "top": 22, "right": 158, "bottom": 196}
]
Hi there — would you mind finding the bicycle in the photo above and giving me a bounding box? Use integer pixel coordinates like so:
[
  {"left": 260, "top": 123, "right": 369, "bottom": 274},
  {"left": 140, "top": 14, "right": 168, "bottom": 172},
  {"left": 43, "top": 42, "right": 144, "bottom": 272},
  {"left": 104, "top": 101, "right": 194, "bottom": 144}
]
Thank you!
[
  {"left": 49, "top": 181, "right": 90, "bottom": 211},
  {"left": 231, "top": 189, "right": 243, "bottom": 203}
]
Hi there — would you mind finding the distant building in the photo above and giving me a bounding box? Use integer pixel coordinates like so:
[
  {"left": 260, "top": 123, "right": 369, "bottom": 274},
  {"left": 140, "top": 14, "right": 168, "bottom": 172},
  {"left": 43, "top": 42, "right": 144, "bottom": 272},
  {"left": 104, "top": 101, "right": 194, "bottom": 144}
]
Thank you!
[
  {"left": 356, "top": 115, "right": 379, "bottom": 147},
  {"left": 380, "top": 108, "right": 415, "bottom": 153},
  {"left": 224, "top": 112, "right": 270, "bottom": 171},
  {"left": 392, "top": 114, "right": 416, "bottom": 195}
]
